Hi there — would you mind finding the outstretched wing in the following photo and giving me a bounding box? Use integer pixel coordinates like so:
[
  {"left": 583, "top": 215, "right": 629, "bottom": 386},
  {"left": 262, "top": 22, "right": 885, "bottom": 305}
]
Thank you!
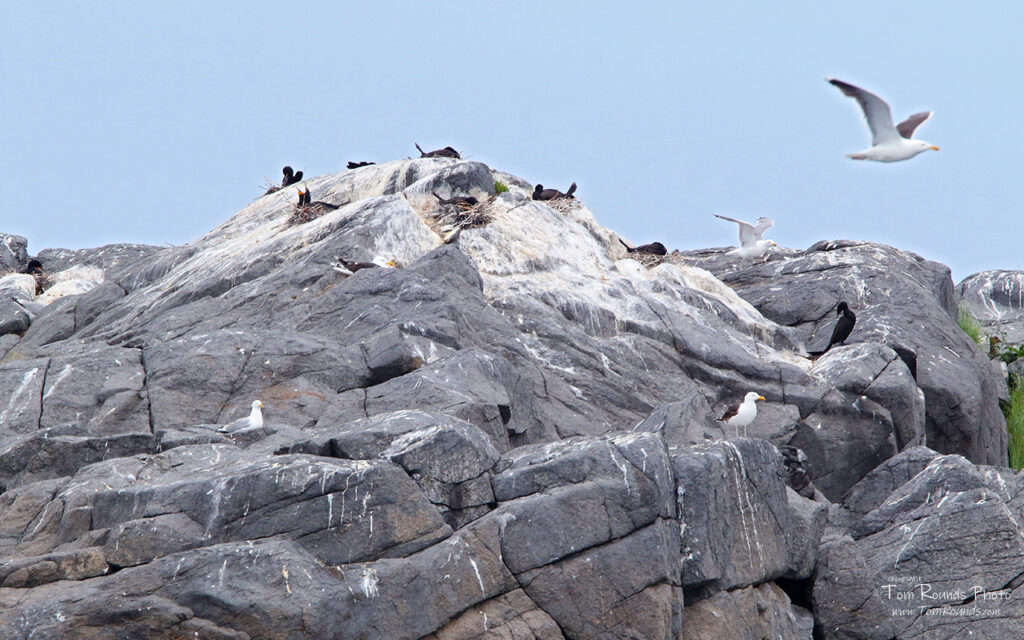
[
  {"left": 827, "top": 78, "right": 899, "bottom": 145},
  {"left": 896, "top": 111, "right": 932, "bottom": 139},
  {"left": 714, "top": 214, "right": 755, "bottom": 247},
  {"left": 752, "top": 217, "right": 773, "bottom": 241}
]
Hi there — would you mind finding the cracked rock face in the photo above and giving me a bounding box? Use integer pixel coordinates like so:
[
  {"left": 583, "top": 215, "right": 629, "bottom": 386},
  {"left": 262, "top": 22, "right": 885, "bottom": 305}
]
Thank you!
[
  {"left": 815, "top": 446, "right": 1024, "bottom": 640},
  {"left": 0, "top": 158, "right": 1015, "bottom": 638},
  {"left": 957, "top": 269, "right": 1024, "bottom": 344}
]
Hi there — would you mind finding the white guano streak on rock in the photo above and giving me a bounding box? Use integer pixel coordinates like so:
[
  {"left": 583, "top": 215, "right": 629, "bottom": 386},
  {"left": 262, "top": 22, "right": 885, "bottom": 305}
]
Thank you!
[
  {"left": 41, "top": 363, "right": 73, "bottom": 400},
  {"left": 721, "top": 441, "right": 766, "bottom": 575},
  {"left": 0, "top": 366, "right": 41, "bottom": 424}
]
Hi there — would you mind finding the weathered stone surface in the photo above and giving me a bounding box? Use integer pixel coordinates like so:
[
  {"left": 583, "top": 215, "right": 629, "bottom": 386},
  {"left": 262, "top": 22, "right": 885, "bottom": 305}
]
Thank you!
[
  {"left": 424, "top": 589, "right": 565, "bottom": 640},
  {"left": 0, "top": 233, "right": 30, "bottom": 272},
  {"left": 684, "top": 240, "right": 1008, "bottom": 469},
  {"left": 0, "top": 547, "right": 108, "bottom": 588},
  {"left": 838, "top": 445, "right": 942, "bottom": 517},
  {"left": 682, "top": 582, "right": 810, "bottom": 640},
  {"left": 104, "top": 513, "right": 206, "bottom": 567},
  {"left": 0, "top": 157, "right": 1016, "bottom": 638},
  {"left": 675, "top": 439, "right": 800, "bottom": 595},
  {"left": 814, "top": 450, "right": 1024, "bottom": 639},
  {"left": 0, "top": 429, "right": 156, "bottom": 489},
  {"left": 957, "top": 270, "right": 1024, "bottom": 344},
  {"left": 518, "top": 520, "right": 682, "bottom": 639}
]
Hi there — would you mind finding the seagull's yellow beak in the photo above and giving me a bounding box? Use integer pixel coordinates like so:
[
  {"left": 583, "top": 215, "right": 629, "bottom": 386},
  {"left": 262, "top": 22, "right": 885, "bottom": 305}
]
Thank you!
[
  {"left": 258, "top": 401, "right": 264, "bottom": 408},
  {"left": 757, "top": 396, "right": 765, "bottom": 402},
  {"left": 930, "top": 146, "right": 940, "bottom": 151}
]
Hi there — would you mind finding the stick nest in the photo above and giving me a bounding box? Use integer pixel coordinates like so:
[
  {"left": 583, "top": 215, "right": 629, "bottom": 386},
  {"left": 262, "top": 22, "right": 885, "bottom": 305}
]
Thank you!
[
  {"left": 288, "top": 203, "right": 335, "bottom": 226},
  {"left": 424, "top": 198, "right": 496, "bottom": 240},
  {"left": 545, "top": 198, "right": 582, "bottom": 214}
]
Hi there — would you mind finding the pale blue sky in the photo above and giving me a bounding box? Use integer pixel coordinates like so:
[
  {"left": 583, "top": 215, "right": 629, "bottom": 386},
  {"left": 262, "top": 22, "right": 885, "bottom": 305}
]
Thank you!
[{"left": 1, "top": 2, "right": 1020, "bottom": 280}]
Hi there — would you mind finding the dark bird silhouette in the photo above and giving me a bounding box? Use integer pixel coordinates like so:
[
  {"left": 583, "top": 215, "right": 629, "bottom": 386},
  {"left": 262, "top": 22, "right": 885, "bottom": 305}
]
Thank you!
[
  {"left": 433, "top": 191, "right": 479, "bottom": 207},
  {"left": 533, "top": 182, "right": 577, "bottom": 201},
  {"left": 21, "top": 259, "right": 44, "bottom": 275},
  {"left": 779, "top": 446, "right": 815, "bottom": 498},
  {"left": 809, "top": 301, "right": 856, "bottom": 356},
  {"left": 347, "top": 161, "right": 375, "bottom": 169},
  {"left": 297, "top": 187, "right": 340, "bottom": 210},
  {"left": 415, "top": 143, "right": 461, "bottom": 159},
  {"left": 282, "top": 166, "right": 303, "bottom": 187},
  {"left": 333, "top": 256, "right": 395, "bottom": 275},
  {"left": 619, "top": 239, "right": 667, "bottom": 256}
]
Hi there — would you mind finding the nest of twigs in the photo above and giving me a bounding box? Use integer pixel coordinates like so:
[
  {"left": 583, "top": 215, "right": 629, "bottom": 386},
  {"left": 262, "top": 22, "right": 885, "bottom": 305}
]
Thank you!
[
  {"left": 424, "top": 198, "right": 495, "bottom": 240},
  {"left": 259, "top": 178, "right": 283, "bottom": 197},
  {"left": 288, "top": 203, "right": 338, "bottom": 226},
  {"left": 31, "top": 273, "right": 52, "bottom": 295},
  {"left": 630, "top": 252, "right": 665, "bottom": 269},
  {"left": 545, "top": 197, "right": 582, "bottom": 214}
]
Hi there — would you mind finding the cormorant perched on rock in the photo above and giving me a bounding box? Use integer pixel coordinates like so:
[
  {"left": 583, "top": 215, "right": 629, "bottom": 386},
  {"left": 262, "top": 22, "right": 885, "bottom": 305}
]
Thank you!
[
  {"left": 809, "top": 302, "right": 856, "bottom": 356},
  {"left": 347, "top": 161, "right": 375, "bottom": 169},
  {"left": 720, "top": 391, "right": 764, "bottom": 437},
  {"left": 533, "top": 182, "right": 577, "bottom": 201},
  {"left": 619, "top": 239, "right": 667, "bottom": 256},
  {"left": 282, "top": 166, "right": 303, "bottom": 187},
  {"left": 296, "top": 187, "right": 340, "bottom": 210},
  {"left": 433, "top": 191, "right": 479, "bottom": 208},
  {"left": 415, "top": 143, "right": 461, "bottom": 159}
]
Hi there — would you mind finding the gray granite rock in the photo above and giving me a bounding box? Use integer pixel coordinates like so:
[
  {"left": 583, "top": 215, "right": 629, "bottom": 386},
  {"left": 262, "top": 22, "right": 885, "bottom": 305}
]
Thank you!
[
  {"left": 957, "top": 270, "right": 1024, "bottom": 344},
  {"left": 684, "top": 240, "right": 1008, "bottom": 469},
  {"left": 0, "top": 157, "right": 1015, "bottom": 638},
  {"left": 0, "top": 234, "right": 30, "bottom": 272}
]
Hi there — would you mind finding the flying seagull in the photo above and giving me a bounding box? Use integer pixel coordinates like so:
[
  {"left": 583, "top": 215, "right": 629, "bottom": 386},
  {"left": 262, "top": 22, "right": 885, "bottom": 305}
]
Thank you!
[
  {"left": 720, "top": 391, "right": 765, "bottom": 437},
  {"left": 827, "top": 78, "right": 939, "bottom": 162},
  {"left": 809, "top": 301, "right": 856, "bottom": 356},
  {"left": 218, "top": 400, "right": 264, "bottom": 433},
  {"left": 714, "top": 214, "right": 776, "bottom": 260}
]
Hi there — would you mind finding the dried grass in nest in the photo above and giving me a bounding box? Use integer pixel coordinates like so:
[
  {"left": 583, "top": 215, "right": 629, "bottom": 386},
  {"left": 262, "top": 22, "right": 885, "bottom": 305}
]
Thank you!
[
  {"left": 546, "top": 198, "right": 582, "bottom": 214},
  {"left": 260, "top": 179, "right": 282, "bottom": 197},
  {"left": 288, "top": 204, "right": 329, "bottom": 226},
  {"left": 35, "top": 274, "right": 52, "bottom": 295},
  {"left": 424, "top": 198, "right": 496, "bottom": 239},
  {"left": 631, "top": 252, "right": 665, "bottom": 269}
]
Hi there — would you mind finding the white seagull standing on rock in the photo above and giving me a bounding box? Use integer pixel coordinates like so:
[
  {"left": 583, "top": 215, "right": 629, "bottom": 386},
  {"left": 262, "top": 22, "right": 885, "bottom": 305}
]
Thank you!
[
  {"left": 714, "top": 214, "right": 775, "bottom": 260},
  {"left": 827, "top": 78, "right": 939, "bottom": 162},
  {"left": 720, "top": 392, "right": 765, "bottom": 437},
  {"left": 218, "top": 400, "right": 264, "bottom": 433}
]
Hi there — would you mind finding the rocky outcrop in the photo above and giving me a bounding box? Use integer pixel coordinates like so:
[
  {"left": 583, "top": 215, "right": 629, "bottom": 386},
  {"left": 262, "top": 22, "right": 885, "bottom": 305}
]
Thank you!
[
  {"left": 684, "top": 240, "right": 1007, "bottom": 470},
  {"left": 957, "top": 270, "right": 1024, "bottom": 344},
  {"left": 0, "top": 158, "right": 1016, "bottom": 638},
  {"left": 814, "top": 446, "right": 1024, "bottom": 639}
]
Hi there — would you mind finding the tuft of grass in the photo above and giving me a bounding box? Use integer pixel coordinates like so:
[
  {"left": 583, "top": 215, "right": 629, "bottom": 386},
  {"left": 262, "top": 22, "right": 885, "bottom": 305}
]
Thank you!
[
  {"left": 957, "top": 303, "right": 985, "bottom": 346},
  {"left": 1006, "top": 378, "right": 1024, "bottom": 469},
  {"left": 494, "top": 181, "right": 509, "bottom": 194}
]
